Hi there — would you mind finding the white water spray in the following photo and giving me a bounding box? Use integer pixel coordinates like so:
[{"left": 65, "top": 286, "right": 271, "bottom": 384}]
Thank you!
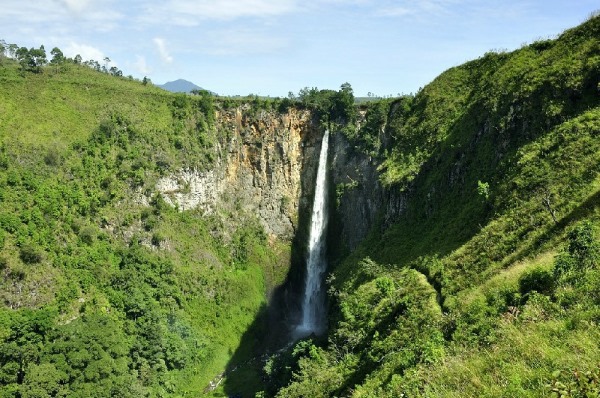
[{"left": 296, "top": 130, "right": 330, "bottom": 337}]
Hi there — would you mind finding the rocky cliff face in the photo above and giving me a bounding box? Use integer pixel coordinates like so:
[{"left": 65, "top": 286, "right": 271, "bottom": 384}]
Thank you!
[
  {"left": 151, "top": 107, "right": 322, "bottom": 240},
  {"left": 330, "top": 132, "right": 385, "bottom": 251},
  {"left": 329, "top": 125, "right": 410, "bottom": 253},
  {"left": 148, "top": 105, "right": 405, "bottom": 255}
]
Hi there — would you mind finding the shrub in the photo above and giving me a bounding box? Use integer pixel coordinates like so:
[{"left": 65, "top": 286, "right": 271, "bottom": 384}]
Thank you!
[
  {"left": 44, "top": 146, "right": 62, "bottom": 166},
  {"left": 554, "top": 250, "right": 574, "bottom": 275},
  {"left": 547, "top": 367, "right": 600, "bottom": 397},
  {"left": 151, "top": 232, "right": 164, "bottom": 247},
  {"left": 554, "top": 221, "right": 600, "bottom": 280},
  {"left": 143, "top": 215, "right": 157, "bottom": 231},
  {"left": 19, "top": 244, "right": 43, "bottom": 264},
  {"left": 519, "top": 267, "right": 554, "bottom": 295},
  {"left": 150, "top": 193, "right": 170, "bottom": 215},
  {"left": 79, "top": 226, "right": 96, "bottom": 245},
  {"left": 567, "top": 221, "right": 599, "bottom": 270}
]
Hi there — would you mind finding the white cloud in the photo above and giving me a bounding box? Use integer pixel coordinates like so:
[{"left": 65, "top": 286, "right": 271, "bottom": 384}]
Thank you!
[
  {"left": 63, "top": 42, "right": 105, "bottom": 62},
  {"left": 0, "top": 0, "right": 123, "bottom": 37},
  {"left": 58, "top": 0, "right": 93, "bottom": 13},
  {"left": 132, "top": 55, "right": 151, "bottom": 75},
  {"left": 142, "top": 0, "right": 298, "bottom": 25},
  {"left": 153, "top": 38, "right": 173, "bottom": 63}
]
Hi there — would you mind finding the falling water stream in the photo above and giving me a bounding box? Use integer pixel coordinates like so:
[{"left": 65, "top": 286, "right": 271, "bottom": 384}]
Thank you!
[{"left": 296, "top": 130, "right": 330, "bottom": 338}]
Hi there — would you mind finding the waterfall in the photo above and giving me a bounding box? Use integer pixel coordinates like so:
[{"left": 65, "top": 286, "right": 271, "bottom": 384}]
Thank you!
[{"left": 296, "top": 129, "right": 329, "bottom": 338}]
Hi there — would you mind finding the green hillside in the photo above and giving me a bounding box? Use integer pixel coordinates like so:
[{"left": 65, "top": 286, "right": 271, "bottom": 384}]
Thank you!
[
  {"left": 0, "top": 58, "right": 287, "bottom": 397},
  {"left": 260, "top": 14, "right": 600, "bottom": 398}
]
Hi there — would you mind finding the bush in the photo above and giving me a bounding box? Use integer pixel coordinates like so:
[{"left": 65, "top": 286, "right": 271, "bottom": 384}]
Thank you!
[
  {"left": 150, "top": 194, "right": 170, "bottom": 215},
  {"left": 553, "top": 252, "right": 577, "bottom": 280},
  {"left": 554, "top": 221, "right": 600, "bottom": 280},
  {"left": 519, "top": 267, "right": 554, "bottom": 295},
  {"left": 567, "top": 221, "right": 599, "bottom": 270},
  {"left": 547, "top": 367, "right": 600, "bottom": 397},
  {"left": 151, "top": 232, "right": 164, "bottom": 247},
  {"left": 19, "top": 244, "right": 43, "bottom": 264},
  {"left": 79, "top": 226, "right": 96, "bottom": 245},
  {"left": 143, "top": 215, "right": 157, "bottom": 231},
  {"left": 44, "top": 146, "right": 62, "bottom": 166}
]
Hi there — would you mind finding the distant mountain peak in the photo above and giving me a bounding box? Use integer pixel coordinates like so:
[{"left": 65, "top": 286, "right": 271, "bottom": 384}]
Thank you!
[{"left": 158, "top": 79, "right": 208, "bottom": 93}]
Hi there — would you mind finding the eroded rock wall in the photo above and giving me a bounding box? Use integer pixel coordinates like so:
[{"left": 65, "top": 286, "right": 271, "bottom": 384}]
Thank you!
[
  {"left": 329, "top": 130, "right": 410, "bottom": 253},
  {"left": 153, "top": 107, "right": 322, "bottom": 240},
  {"left": 330, "top": 132, "right": 384, "bottom": 251},
  {"left": 149, "top": 105, "right": 404, "bottom": 252}
]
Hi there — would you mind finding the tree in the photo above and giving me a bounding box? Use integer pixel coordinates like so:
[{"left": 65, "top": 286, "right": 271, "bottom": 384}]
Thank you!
[
  {"left": 539, "top": 186, "right": 558, "bottom": 224},
  {"left": 0, "top": 40, "right": 6, "bottom": 65},
  {"left": 84, "top": 59, "right": 101, "bottom": 71},
  {"left": 50, "top": 47, "right": 64, "bottom": 73},
  {"left": 8, "top": 43, "right": 18, "bottom": 58},
  {"left": 15, "top": 46, "right": 31, "bottom": 72},
  {"left": 102, "top": 56, "right": 110, "bottom": 73},
  {"left": 295, "top": 84, "right": 357, "bottom": 125},
  {"left": 20, "top": 363, "right": 68, "bottom": 398},
  {"left": 16, "top": 46, "right": 47, "bottom": 73},
  {"left": 109, "top": 66, "right": 122, "bottom": 77},
  {"left": 73, "top": 54, "right": 82, "bottom": 64},
  {"left": 32, "top": 45, "right": 48, "bottom": 72},
  {"left": 332, "top": 82, "right": 356, "bottom": 123}
]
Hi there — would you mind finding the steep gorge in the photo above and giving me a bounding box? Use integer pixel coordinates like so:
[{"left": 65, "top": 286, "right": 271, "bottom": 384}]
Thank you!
[{"left": 0, "top": 14, "right": 599, "bottom": 398}]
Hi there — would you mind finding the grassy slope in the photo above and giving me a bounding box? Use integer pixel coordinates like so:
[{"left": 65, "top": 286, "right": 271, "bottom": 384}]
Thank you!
[
  {"left": 271, "top": 15, "right": 600, "bottom": 398},
  {"left": 0, "top": 61, "right": 287, "bottom": 397},
  {"left": 0, "top": 61, "right": 173, "bottom": 146}
]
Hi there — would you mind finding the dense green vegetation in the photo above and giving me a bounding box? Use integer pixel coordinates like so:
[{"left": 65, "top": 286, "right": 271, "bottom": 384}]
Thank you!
[
  {"left": 254, "top": 14, "right": 600, "bottom": 398},
  {"left": 0, "top": 55, "right": 290, "bottom": 397},
  {"left": 1, "top": 14, "right": 600, "bottom": 398}
]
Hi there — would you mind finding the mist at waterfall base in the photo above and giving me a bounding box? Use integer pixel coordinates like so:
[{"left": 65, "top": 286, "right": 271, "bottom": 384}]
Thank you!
[{"left": 294, "top": 130, "right": 330, "bottom": 339}]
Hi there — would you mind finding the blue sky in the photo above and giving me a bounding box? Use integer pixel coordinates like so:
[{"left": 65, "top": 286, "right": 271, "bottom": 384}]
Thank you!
[{"left": 1, "top": 0, "right": 597, "bottom": 97}]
